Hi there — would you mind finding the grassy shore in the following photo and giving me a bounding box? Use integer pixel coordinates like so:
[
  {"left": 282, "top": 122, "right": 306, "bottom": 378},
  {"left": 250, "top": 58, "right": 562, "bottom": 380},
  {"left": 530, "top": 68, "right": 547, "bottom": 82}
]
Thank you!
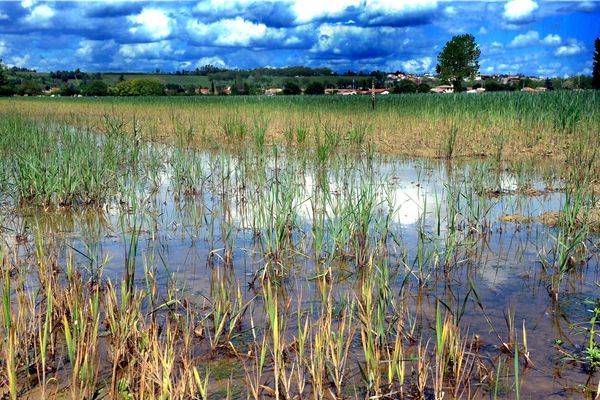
[{"left": 2, "top": 90, "right": 598, "bottom": 159}]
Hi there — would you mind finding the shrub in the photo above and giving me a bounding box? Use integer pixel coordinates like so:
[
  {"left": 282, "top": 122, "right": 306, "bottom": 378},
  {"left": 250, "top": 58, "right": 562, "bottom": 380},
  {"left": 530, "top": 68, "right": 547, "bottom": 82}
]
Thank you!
[
  {"left": 283, "top": 81, "right": 301, "bottom": 95},
  {"left": 114, "top": 78, "right": 164, "bottom": 96},
  {"left": 16, "top": 80, "right": 43, "bottom": 96},
  {"left": 81, "top": 80, "right": 109, "bottom": 96},
  {"left": 417, "top": 82, "right": 431, "bottom": 93},
  {"left": 60, "top": 84, "right": 80, "bottom": 96},
  {"left": 392, "top": 79, "right": 417, "bottom": 94},
  {"left": 305, "top": 81, "right": 325, "bottom": 95}
]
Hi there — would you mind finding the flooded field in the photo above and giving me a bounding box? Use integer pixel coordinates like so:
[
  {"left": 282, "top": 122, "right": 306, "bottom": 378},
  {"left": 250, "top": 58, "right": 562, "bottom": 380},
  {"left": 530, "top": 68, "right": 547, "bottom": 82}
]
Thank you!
[{"left": 0, "top": 101, "right": 599, "bottom": 399}]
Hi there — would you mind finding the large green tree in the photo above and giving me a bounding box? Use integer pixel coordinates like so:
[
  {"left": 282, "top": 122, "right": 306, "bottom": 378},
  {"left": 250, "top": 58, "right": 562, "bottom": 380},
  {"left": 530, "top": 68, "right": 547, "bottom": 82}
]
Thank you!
[
  {"left": 0, "top": 59, "right": 13, "bottom": 96},
  {"left": 593, "top": 37, "right": 600, "bottom": 90},
  {"left": 436, "top": 34, "right": 481, "bottom": 92}
]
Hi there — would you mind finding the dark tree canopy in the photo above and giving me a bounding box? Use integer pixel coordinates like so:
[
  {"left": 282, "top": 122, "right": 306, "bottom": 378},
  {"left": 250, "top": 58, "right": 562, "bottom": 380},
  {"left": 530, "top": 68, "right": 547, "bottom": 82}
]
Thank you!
[
  {"left": 0, "top": 60, "right": 7, "bottom": 86},
  {"left": 60, "top": 84, "right": 80, "bottom": 96},
  {"left": 392, "top": 79, "right": 417, "bottom": 94},
  {"left": 417, "top": 82, "right": 431, "bottom": 93},
  {"left": 436, "top": 34, "right": 481, "bottom": 92},
  {"left": 593, "top": 37, "right": 600, "bottom": 90},
  {"left": 0, "top": 60, "right": 12, "bottom": 96},
  {"left": 283, "top": 81, "right": 301, "bottom": 95},
  {"left": 304, "top": 81, "right": 325, "bottom": 95},
  {"left": 81, "top": 80, "right": 109, "bottom": 96}
]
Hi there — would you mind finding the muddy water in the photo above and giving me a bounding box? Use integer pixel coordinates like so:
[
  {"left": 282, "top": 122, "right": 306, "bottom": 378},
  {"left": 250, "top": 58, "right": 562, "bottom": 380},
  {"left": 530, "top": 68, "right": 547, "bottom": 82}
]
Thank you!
[{"left": 2, "top": 149, "right": 598, "bottom": 398}]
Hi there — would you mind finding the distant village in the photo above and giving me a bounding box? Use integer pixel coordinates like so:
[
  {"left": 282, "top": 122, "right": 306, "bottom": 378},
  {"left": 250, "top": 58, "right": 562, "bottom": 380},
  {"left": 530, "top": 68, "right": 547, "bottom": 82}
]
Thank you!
[
  {"left": 206, "top": 73, "right": 553, "bottom": 96},
  {"left": 2, "top": 63, "right": 591, "bottom": 97}
]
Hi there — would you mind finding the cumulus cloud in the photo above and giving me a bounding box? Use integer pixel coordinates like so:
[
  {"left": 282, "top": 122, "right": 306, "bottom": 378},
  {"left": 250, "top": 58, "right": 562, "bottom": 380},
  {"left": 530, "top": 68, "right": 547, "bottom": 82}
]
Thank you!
[
  {"left": 541, "top": 34, "right": 561, "bottom": 46},
  {"left": 444, "top": 6, "right": 457, "bottom": 16},
  {"left": 193, "top": 0, "right": 296, "bottom": 27},
  {"left": 509, "top": 30, "right": 539, "bottom": 47},
  {"left": 0, "top": 0, "right": 594, "bottom": 75},
  {"left": 483, "top": 41, "right": 505, "bottom": 56},
  {"left": 10, "top": 54, "right": 31, "bottom": 68},
  {"left": 128, "top": 8, "right": 171, "bottom": 41},
  {"left": 75, "top": 40, "right": 119, "bottom": 62},
  {"left": 394, "top": 56, "right": 433, "bottom": 74},
  {"left": 214, "top": 18, "right": 268, "bottom": 46},
  {"left": 503, "top": 0, "right": 538, "bottom": 23},
  {"left": 193, "top": 0, "right": 438, "bottom": 27},
  {"left": 196, "top": 56, "right": 227, "bottom": 68},
  {"left": 310, "top": 24, "right": 404, "bottom": 58},
  {"left": 118, "top": 41, "right": 173, "bottom": 59},
  {"left": 75, "top": 40, "right": 94, "bottom": 61},
  {"left": 509, "top": 31, "right": 562, "bottom": 48},
  {"left": 187, "top": 17, "right": 286, "bottom": 47},
  {"left": 361, "top": 0, "right": 438, "bottom": 26},
  {"left": 293, "top": 0, "right": 360, "bottom": 24},
  {"left": 25, "top": 4, "right": 55, "bottom": 26},
  {"left": 555, "top": 40, "right": 585, "bottom": 56}
]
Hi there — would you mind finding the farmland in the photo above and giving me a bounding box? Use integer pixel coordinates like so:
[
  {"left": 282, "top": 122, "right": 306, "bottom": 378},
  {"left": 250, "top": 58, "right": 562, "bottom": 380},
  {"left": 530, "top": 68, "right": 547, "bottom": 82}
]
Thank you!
[{"left": 0, "top": 92, "right": 599, "bottom": 399}]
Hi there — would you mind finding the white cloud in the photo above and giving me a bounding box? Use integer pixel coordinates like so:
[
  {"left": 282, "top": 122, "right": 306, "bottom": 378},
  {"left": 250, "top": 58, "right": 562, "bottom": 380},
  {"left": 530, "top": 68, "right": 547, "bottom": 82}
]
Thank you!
[
  {"left": 293, "top": 0, "right": 360, "bottom": 24},
  {"left": 21, "top": 0, "right": 35, "bottom": 9},
  {"left": 193, "top": 0, "right": 438, "bottom": 26},
  {"left": 508, "top": 31, "right": 562, "bottom": 48},
  {"left": 75, "top": 40, "right": 95, "bottom": 61},
  {"left": 541, "top": 34, "right": 561, "bottom": 46},
  {"left": 362, "top": 0, "right": 438, "bottom": 25},
  {"left": 74, "top": 40, "right": 117, "bottom": 63},
  {"left": 216, "top": 18, "right": 267, "bottom": 46},
  {"left": 444, "top": 6, "right": 457, "bottom": 16},
  {"left": 25, "top": 4, "right": 55, "bottom": 26},
  {"left": 478, "top": 26, "right": 488, "bottom": 35},
  {"left": 496, "top": 62, "right": 522, "bottom": 73},
  {"left": 311, "top": 23, "right": 388, "bottom": 56},
  {"left": 118, "top": 41, "right": 173, "bottom": 59},
  {"left": 196, "top": 56, "right": 227, "bottom": 68},
  {"left": 485, "top": 41, "right": 504, "bottom": 55},
  {"left": 0, "top": 11, "right": 8, "bottom": 20},
  {"left": 128, "top": 9, "right": 171, "bottom": 41},
  {"left": 401, "top": 56, "right": 432, "bottom": 73},
  {"left": 188, "top": 17, "right": 284, "bottom": 47},
  {"left": 503, "top": 0, "right": 538, "bottom": 23},
  {"left": 10, "top": 54, "right": 30, "bottom": 68},
  {"left": 555, "top": 40, "right": 585, "bottom": 56},
  {"left": 509, "top": 30, "right": 539, "bottom": 47},
  {"left": 0, "top": 41, "right": 7, "bottom": 56},
  {"left": 387, "top": 56, "right": 432, "bottom": 74}
]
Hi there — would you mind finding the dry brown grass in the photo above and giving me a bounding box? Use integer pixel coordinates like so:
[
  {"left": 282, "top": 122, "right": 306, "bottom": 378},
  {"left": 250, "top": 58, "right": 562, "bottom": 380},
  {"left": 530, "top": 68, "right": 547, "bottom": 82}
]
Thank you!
[{"left": 0, "top": 95, "right": 594, "bottom": 160}]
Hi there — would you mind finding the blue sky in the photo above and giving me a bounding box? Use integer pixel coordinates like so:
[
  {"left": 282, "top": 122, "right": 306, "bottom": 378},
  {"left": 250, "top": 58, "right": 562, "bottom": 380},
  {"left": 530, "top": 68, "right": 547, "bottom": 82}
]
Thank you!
[{"left": 0, "top": 0, "right": 598, "bottom": 76}]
